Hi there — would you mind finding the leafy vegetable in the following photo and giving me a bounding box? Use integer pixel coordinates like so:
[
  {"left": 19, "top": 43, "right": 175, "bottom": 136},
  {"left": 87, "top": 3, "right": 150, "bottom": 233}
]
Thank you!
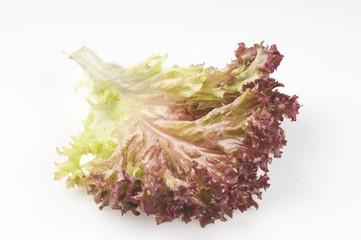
[{"left": 55, "top": 42, "right": 300, "bottom": 227}]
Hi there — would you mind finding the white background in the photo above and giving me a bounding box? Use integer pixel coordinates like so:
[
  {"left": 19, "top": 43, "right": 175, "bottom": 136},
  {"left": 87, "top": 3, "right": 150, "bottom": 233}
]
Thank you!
[{"left": 1, "top": 0, "right": 360, "bottom": 239}]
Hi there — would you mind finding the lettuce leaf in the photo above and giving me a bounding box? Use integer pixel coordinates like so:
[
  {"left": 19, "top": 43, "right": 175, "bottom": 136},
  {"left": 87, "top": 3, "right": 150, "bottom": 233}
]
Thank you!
[{"left": 55, "top": 42, "right": 300, "bottom": 227}]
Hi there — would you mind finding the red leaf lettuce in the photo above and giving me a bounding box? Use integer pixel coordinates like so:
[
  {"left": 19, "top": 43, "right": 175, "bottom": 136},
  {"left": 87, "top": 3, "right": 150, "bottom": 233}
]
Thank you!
[{"left": 55, "top": 42, "right": 300, "bottom": 227}]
